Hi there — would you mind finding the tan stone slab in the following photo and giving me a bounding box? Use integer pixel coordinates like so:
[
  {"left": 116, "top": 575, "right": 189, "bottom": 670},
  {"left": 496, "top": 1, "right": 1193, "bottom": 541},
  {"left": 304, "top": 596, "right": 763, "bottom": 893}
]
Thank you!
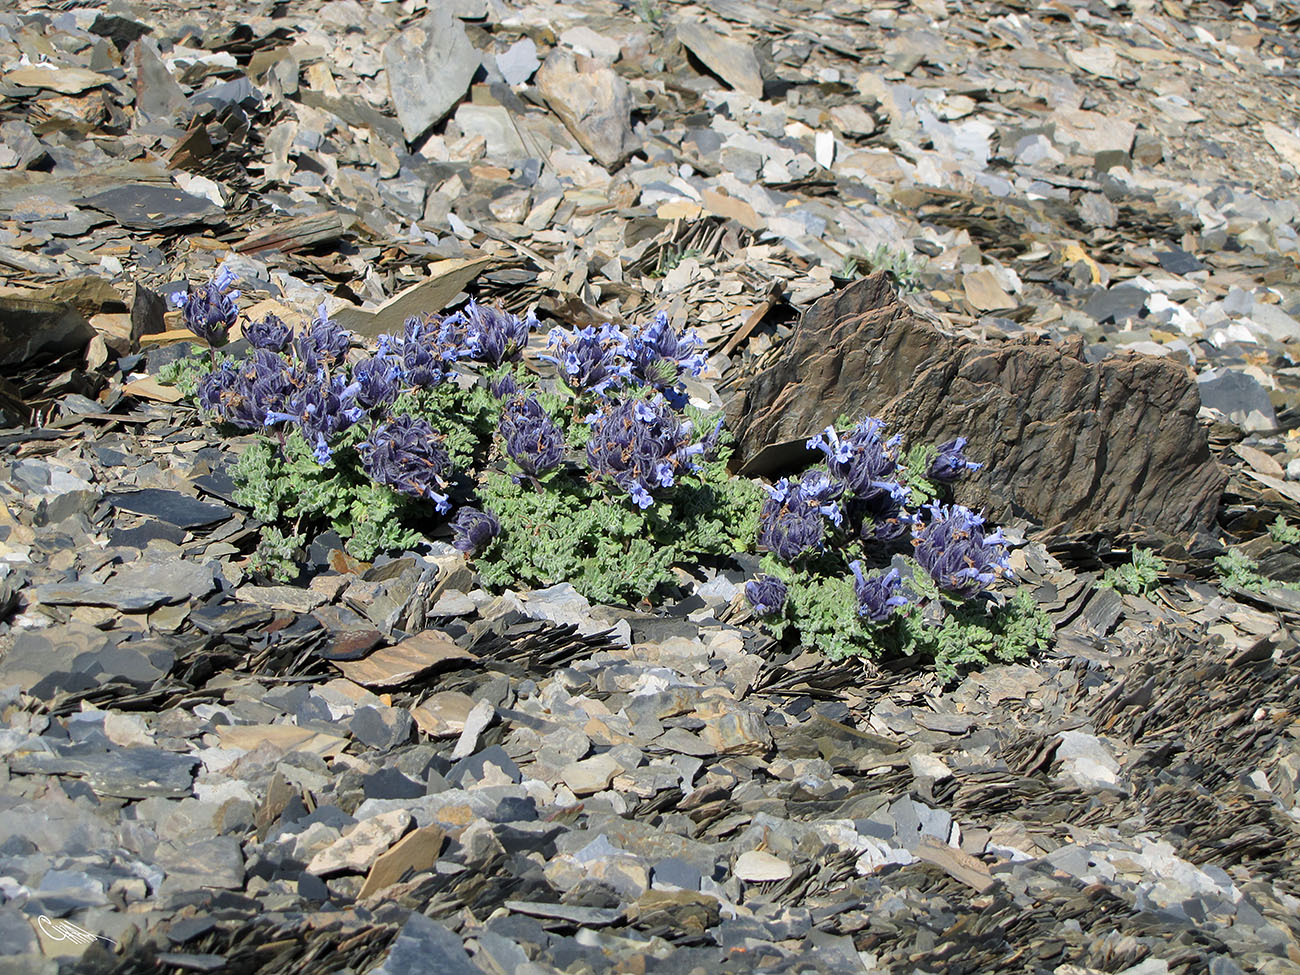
[
  {"left": 217, "top": 724, "right": 349, "bottom": 758},
  {"left": 410, "top": 690, "right": 476, "bottom": 738},
  {"left": 334, "top": 629, "right": 476, "bottom": 688},
  {"left": 358, "top": 825, "right": 446, "bottom": 899}
]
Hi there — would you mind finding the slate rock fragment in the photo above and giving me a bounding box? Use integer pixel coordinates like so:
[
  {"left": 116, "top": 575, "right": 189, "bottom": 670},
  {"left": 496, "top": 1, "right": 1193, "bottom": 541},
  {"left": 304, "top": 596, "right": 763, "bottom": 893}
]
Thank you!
[
  {"left": 0, "top": 297, "right": 96, "bottom": 367},
  {"left": 77, "top": 184, "right": 222, "bottom": 231},
  {"left": 382, "top": 8, "right": 479, "bottom": 143},
  {"left": 677, "top": 21, "right": 763, "bottom": 97},
  {"left": 374, "top": 912, "right": 479, "bottom": 975},
  {"left": 106, "top": 489, "right": 233, "bottom": 529},
  {"left": 536, "top": 50, "right": 637, "bottom": 169}
]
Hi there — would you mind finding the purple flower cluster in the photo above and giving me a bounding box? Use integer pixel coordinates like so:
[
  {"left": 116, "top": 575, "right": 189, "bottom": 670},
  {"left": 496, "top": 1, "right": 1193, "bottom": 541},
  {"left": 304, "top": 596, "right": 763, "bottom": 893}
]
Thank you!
[
  {"left": 266, "top": 374, "right": 365, "bottom": 464},
  {"left": 745, "top": 575, "right": 787, "bottom": 617},
  {"left": 383, "top": 314, "right": 466, "bottom": 388},
  {"left": 461, "top": 301, "right": 534, "bottom": 367},
  {"left": 850, "top": 563, "right": 909, "bottom": 621},
  {"left": 296, "top": 304, "right": 351, "bottom": 368},
  {"left": 928, "top": 437, "right": 982, "bottom": 483},
  {"left": 450, "top": 507, "right": 500, "bottom": 554},
  {"left": 172, "top": 265, "right": 240, "bottom": 344},
  {"left": 197, "top": 350, "right": 293, "bottom": 431},
  {"left": 853, "top": 482, "right": 919, "bottom": 544},
  {"left": 351, "top": 353, "right": 402, "bottom": 409},
  {"left": 912, "top": 502, "right": 1013, "bottom": 597},
  {"left": 244, "top": 313, "right": 293, "bottom": 352},
  {"left": 541, "top": 323, "right": 630, "bottom": 395},
  {"left": 806, "top": 419, "right": 901, "bottom": 501},
  {"left": 749, "top": 415, "right": 1012, "bottom": 638},
  {"left": 624, "top": 311, "right": 706, "bottom": 393},
  {"left": 584, "top": 394, "right": 704, "bottom": 508},
  {"left": 499, "top": 394, "right": 565, "bottom": 478},
  {"left": 756, "top": 473, "right": 840, "bottom": 562},
  {"left": 359, "top": 416, "right": 453, "bottom": 512}
]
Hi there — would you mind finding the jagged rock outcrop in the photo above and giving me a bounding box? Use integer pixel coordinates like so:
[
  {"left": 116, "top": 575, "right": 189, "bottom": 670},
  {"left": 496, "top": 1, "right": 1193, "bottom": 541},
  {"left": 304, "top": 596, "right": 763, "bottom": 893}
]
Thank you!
[{"left": 724, "top": 273, "right": 1226, "bottom": 537}]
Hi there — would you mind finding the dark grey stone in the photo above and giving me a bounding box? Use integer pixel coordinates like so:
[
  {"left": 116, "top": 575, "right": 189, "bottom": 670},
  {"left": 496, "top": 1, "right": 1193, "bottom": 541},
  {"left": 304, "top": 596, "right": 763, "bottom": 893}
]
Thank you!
[
  {"left": 31, "top": 581, "right": 171, "bottom": 612},
  {"left": 1197, "top": 369, "right": 1276, "bottom": 428},
  {"left": 652, "top": 857, "right": 702, "bottom": 891},
  {"left": 77, "top": 184, "right": 223, "bottom": 231},
  {"left": 9, "top": 747, "right": 197, "bottom": 798},
  {"left": 1157, "top": 249, "right": 1204, "bottom": 274},
  {"left": 363, "top": 768, "right": 425, "bottom": 800},
  {"left": 350, "top": 706, "right": 413, "bottom": 751},
  {"left": 447, "top": 746, "right": 521, "bottom": 787},
  {"left": 106, "top": 489, "right": 232, "bottom": 528},
  {"left": 375, "top": 912, "right": 479, "bottom": 975}
]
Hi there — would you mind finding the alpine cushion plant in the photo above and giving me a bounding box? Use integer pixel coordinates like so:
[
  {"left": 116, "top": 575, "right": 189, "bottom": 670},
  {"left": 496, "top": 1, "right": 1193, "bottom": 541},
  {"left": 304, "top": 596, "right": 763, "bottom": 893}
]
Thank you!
[
  {"left": 744, "top": 414, "right": 1052, "bottom": 678},
  {"left": 163, "top": 266, "right": 763, "bottom": 603}
]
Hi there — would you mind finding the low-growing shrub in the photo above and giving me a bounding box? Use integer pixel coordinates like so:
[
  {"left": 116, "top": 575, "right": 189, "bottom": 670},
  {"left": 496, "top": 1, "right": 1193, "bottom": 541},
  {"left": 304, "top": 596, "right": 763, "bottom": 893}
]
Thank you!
[
  {"left": 162, "top": 268, "right": 761, "bottom": 603},
  {"left": 162, "top": 265, "right": 1051, "bottom": 676},
  {"left": 741, "top": 419, "right": 1054, "bottom": 677}
]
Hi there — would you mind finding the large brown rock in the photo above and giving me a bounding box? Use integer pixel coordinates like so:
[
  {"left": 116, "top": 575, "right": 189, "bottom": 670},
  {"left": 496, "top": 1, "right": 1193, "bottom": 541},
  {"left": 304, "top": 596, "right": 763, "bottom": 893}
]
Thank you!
[{"left": 724, "top": 273, "right": 1226, "bottom": 537}]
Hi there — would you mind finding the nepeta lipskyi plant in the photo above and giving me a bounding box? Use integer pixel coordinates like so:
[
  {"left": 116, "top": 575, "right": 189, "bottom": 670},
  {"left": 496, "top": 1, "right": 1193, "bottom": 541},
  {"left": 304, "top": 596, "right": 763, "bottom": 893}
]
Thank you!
[
  {"left": 170, "top": 268, "right": 760, "bottom": 601},
  {"left": 745, "top": 414, "right": 1050, "bottom": 677}
]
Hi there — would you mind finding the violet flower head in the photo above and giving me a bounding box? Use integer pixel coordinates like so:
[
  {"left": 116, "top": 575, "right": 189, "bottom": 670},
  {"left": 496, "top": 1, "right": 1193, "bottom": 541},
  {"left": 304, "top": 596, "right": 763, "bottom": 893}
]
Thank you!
[
  {"left": 387, "top": 315, "right": 465, "bottom": 388},
  {"left": 499, "top": 394, "right": 565, "bottom": 478},
  {"left": 171, "top": 265, "right": 240, "bottom": 344},
  {"left": 352, "top": 353, "right": 402, "bottom": 409},
  {"left": 540, "top": 323, "right": 630, "bottom": 395},
  {"left": 850, "top": 563, "right": 909, "bottom": 622},
  {"left": 265, "top": 374, "right": 365, "bottom": 464},
  {"left": 757, "top": 478, "right": 826, "bottom": 563},
  {"left": 929, "top": 437, "right": 983, "bottom": 483},
  {"left": 806, "top": 418, "right": 901, "bottom": 501},
  {"left": 201, "top": 349, "right": 293, "bottom": 430},
  {"left": 196, "top": 363, "right": 238, "bottom": 416},
  {"left": 745, "top": 575, "right": 788, "bottom": 618},
  {"left": 624, "top": 311, "right": 707, "bottom": 391},
  {"left": 857, "top": 481, "right": 919, "bottom": 543},
  {"left": 450, "top": 507, "right": 500, "bottom": 555},
  {"left": 796, "top": 469, "right": 845, "bottom": 527},
  {"left": 296, "top": 303, "right": 352, "bottom": 367},
  {"left": 489, "top": 372, "right": 520, "bottom": 400},
  {"left": 243, "top": 313, "right": 293, "bottom": 352},
  {"left": 462, "top": 300, "right": 534, "bottom": 367},
  {"left": 585, "top": 394, "right": 702, "bottom": 508},
  {"left": 912, "top": 502, "right": 1013, "bottom": 598},
  {"left": 359, "top": 415, "right": 453, "bottom": 512}
]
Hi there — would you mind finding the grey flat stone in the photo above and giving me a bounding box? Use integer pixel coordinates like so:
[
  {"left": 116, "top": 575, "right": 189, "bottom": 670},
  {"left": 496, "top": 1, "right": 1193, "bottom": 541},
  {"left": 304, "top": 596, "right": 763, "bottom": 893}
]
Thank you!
[
  {"left": 382, "top": 8, "right": 478, "bottom": 142},
  {"left": 9, "top": 747, "right": 197, "bottom": 798},
  {"left": 504, "top": 900, "right": 622, "bottom": 925},
  {"left": 375, "top": 912, "right": 478, "bottom": 975},
  {"left": 32, "top": 581, "right": 172, "bottom": 612},
  {"left": 106, "top": 489, "right": 233, "bottom": 528}
]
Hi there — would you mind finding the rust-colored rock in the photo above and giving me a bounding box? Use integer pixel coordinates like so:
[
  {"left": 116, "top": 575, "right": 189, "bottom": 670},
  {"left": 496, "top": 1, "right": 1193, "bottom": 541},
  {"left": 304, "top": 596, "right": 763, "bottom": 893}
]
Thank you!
[{"left": 724, "top": 273, "right": 1226, "bottom": 537}]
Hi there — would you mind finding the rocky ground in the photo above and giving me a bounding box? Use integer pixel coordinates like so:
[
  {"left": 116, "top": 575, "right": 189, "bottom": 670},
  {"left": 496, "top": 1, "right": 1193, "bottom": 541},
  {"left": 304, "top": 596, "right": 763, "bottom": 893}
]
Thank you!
[{"left": 2, "top": 0, "right": 1300, "bottom": 973}]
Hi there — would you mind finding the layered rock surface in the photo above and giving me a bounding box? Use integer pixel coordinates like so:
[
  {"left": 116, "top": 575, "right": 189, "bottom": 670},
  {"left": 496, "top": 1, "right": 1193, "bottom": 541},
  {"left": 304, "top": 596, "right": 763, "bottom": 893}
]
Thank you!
[{"left": 726, "top": 273, "right": 1227, "bottom": 537}]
